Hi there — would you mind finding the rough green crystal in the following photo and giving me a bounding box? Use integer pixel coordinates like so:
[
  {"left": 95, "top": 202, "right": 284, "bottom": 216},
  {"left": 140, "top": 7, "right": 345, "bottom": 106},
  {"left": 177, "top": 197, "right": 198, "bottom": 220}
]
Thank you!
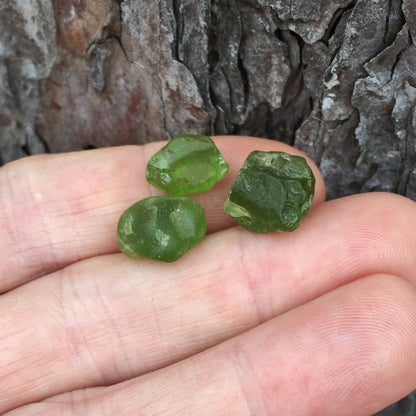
[
  {"left": 146, "top": 134, "right": 229, "bottom": 196},
  {"left": 223, "top": 151, "right": 315, "bottom": 233},
  {"left": 117, "top": 196, "right": 207, "bottom": 262}
]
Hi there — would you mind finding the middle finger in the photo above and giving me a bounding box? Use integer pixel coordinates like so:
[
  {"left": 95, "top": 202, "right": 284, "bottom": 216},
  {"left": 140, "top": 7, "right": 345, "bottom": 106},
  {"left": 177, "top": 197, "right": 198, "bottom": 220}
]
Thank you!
[{"left": 1, "top": 193, "right": 416, "bottom": 412}]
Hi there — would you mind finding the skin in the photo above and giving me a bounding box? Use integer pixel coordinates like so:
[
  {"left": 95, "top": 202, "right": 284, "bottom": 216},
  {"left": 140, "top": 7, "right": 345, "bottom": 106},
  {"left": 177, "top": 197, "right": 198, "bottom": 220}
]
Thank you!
[{"left": 0, "top": 136, "right": 416, "bottom": 416}]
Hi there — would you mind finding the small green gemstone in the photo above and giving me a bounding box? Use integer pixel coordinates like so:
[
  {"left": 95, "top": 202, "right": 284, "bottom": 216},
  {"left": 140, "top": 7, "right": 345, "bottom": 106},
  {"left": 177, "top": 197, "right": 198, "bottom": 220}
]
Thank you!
[
  {"left": 146, "top": 134, "right": 229, "bottom": 196},
  {"left": 223, "top": 151, "right": 315, "bottom": 233},
  {"left": 118, "top": 196, "right": 207, "bottom": 262}
]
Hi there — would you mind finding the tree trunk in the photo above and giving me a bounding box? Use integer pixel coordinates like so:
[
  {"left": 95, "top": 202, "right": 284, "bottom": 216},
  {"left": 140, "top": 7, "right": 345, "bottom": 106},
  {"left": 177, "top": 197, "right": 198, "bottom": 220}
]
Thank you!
[
  {"left": 1, "top": 0, "right": 416, "bottom": 202},
  {"left": 0, "top": 0, "right": 415, "bottom": 410}
]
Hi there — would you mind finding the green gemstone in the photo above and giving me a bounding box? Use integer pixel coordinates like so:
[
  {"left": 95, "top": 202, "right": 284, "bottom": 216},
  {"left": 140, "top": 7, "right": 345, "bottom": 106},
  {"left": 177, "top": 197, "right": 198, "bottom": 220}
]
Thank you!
[
  {"left": 117, "top": 196, "right": 207, "bottom": 262},
  {"left": 146, "top": 134, "right": 229, "bottom": 196},
  {"left": 223, "top": 151, "right": 315, "bottom": 233}
]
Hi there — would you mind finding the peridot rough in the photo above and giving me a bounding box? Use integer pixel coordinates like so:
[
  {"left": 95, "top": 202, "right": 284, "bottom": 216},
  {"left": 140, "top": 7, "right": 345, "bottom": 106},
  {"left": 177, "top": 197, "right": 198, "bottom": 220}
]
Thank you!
[
  {"left": 223, "top": 151, "right": 315, "bottom": 233},
  {"left": 146, "top": 134, "right": 229, "bottom": 196},
  {"left": 117, "top": 196, "right": 207, "bottom": 262}
]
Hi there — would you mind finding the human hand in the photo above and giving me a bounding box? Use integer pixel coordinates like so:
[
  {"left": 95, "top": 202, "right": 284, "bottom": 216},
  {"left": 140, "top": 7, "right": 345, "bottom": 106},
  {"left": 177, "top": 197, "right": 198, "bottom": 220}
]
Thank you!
[{"left": 1, "top": 136, "right": 416, "bottom": 415}]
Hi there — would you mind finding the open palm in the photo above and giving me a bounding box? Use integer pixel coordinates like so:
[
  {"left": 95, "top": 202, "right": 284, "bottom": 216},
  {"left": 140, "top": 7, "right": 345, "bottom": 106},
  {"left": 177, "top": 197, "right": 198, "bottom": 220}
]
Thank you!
[{"left": 1, "top": 136, "right": 416, "bottom": 415}]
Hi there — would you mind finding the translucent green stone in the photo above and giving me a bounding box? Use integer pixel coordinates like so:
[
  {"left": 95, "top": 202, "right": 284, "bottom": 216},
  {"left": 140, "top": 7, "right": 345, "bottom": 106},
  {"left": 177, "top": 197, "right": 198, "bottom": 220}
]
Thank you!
[
  {"left": 223, "top": 151, "right": 315, "bottom": 233},
  {"left": 117, "top": 196, "right": 207, "bottom": 262},
  {"left": 146, "top": 134, "right": 229, "bottom": 196}
]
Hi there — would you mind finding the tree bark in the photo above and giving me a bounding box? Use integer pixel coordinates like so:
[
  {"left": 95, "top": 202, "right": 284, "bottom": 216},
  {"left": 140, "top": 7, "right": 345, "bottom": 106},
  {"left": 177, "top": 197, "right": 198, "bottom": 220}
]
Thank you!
[
  {"left": 1, "top": 0, "right": 416, "bottom": 413},
  {"left": 1, "top": 0, "right": 416, "bottom": 202}
]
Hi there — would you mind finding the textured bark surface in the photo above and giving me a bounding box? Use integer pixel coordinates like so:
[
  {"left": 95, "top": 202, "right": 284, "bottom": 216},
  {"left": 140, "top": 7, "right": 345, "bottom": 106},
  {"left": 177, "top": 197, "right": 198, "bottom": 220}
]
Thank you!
[
  {"left": 1, "top": 1, "right": 416, "bottom": 413},
  {"left": 1, "top": 0, "right": 416, "bottom": 202}
]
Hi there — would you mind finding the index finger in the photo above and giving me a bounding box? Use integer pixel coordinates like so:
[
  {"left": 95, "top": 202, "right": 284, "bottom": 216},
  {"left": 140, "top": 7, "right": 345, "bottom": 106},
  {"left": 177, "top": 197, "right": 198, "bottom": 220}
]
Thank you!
[{"left": 0, "top": 136, "right": 325, "bottom": 292}]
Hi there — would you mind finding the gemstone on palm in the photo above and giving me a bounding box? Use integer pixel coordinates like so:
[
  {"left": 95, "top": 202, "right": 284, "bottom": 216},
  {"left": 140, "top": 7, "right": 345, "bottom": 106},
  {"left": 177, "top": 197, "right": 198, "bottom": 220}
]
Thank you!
[
  {"left": 223, "top": 151, "right": 315, "bottom": 233},
  {"left": 146, "top": 134, "right": 229, "bottom": 196},
  {"left": 117, "top": 196, "right": 207, "bottom": 262}
]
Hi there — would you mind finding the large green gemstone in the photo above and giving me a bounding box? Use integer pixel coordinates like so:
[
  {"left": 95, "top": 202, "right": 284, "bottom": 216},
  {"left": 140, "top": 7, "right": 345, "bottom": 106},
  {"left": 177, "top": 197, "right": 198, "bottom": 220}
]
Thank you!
[
  {"left": 223, "top": 151, "right": 315, "bottom": 233},
  {"left": 146, "top": 134, "right": 229, "bottom": 196},
  {"left": 118, "top": 196, "right": 207, "bottom": 262}
]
